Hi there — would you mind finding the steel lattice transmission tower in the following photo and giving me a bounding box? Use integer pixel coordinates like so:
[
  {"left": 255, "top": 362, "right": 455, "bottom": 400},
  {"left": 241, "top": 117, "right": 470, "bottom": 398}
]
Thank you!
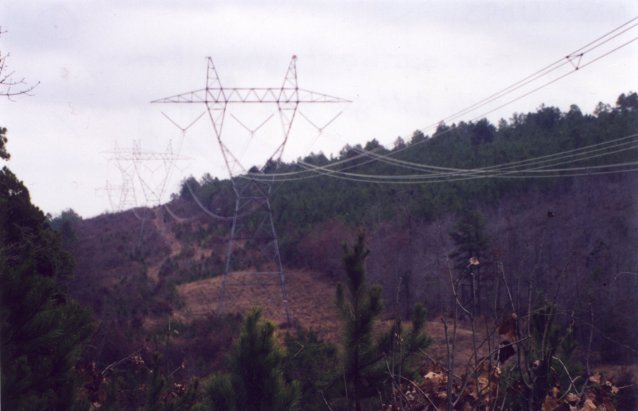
[
  {"left": 101, "top": 140, "right": 188, "bottom": 212},
  {"left": 153, "top": 55, "right": 349, "bottom": 324}
]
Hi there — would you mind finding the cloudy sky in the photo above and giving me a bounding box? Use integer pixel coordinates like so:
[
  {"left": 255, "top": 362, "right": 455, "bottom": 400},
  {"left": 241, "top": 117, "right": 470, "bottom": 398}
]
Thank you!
[{"left": 1, "top": 0, "right": 637, "bottom": 218}]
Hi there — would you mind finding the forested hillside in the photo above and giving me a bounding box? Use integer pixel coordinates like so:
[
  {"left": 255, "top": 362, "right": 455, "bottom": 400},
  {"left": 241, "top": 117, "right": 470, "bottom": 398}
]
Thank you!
[
  {"left": 3, "top": 93, "right": 638, "bottom": 410},
  {"left": 176, "top": 91, "right": 638, "bottom": 359}
]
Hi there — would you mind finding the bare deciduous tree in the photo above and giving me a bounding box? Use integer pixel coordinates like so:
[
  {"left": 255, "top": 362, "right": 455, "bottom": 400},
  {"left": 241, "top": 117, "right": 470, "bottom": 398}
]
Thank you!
[{"left": 0, "top": 27, "right": 39, "bottom": 99}]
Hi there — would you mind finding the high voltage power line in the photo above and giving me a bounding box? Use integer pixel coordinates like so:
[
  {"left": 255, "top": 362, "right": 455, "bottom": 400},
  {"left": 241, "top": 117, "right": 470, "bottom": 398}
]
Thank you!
[
  {"left": 354, "top": 134, "right": 638, "bottom": 175},
  {"left": 243, "top": 132, "right": 638, "bottom": 184},
  {"left": 145, "top": 16, "right": 637, "bottom": 221},
  {"left": 91, "top": 18, "right": 638, "bottom": 324},
  {"left": 431, "top": 16, "right": 638, "bottom": 129},
  {"left": 243, "top": 16, "right": 638, "bottom": 183}
]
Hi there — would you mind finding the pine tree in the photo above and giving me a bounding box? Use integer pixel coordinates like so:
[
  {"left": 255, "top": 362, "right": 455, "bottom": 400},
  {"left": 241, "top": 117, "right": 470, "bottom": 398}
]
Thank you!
[
  {"left": 1, "top": 164, "right": 93, "bottom": 410},
  {"left": 337, "top": 233, "right": 431, "bottom": 410},
  {"left": 282, "top": 330, "right": 338, "bottom": 411},
  {"left": 449, "top": 208, "right": 489, "bottom": 271},
  {"left": 449, "top": 208, "right": 490, "bottom": 314},
  {"left": 337, "top": 233, "right": 385, "bottom": 411},
  {"left": 199, "top": 309, "right": 299, "bottom": 411}
]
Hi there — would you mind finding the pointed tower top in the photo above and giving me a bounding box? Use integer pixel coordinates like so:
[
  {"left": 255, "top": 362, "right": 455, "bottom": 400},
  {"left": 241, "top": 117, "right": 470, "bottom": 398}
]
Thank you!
[{"left": 279, "top": 55, "right": 299, "bottom": 102}]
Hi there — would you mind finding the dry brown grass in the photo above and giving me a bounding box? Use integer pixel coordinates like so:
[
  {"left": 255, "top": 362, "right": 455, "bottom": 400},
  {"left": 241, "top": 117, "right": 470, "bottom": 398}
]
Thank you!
[
  {"left": 174, "top": 269, "right": 482, "bottom": 367},
  {"left": 174, "top": 269, "right": 342, "bottom": 341},
  {"left": 422, "top": 319, "right": 482, "bottom": 367}
]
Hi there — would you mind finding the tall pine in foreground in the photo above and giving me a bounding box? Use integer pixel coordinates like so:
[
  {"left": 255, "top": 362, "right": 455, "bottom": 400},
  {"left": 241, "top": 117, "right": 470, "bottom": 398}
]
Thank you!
[
  {"left": 337, "top": 233, "right": 384, "bottom": 411},
  {"left": 1, "top": 129, "right": 94, "bottom": 410},
  {"left": 337, "top": 233, "right": 431, "bottom": 411}
]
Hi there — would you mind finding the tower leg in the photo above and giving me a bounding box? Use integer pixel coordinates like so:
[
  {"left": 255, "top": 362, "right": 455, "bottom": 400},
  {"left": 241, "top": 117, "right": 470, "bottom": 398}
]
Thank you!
[{"left": 217, "top": 176, "right": 292, "bottom": 326}]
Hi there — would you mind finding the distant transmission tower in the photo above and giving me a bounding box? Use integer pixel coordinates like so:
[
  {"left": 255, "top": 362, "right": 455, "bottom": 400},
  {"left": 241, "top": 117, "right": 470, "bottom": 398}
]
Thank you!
[
  {"left": 153, "top": 55, "right": 349, "bottom": 324},
  {"left": 102, "top": 140, "right": 188, "bottom": 213},
  {"left": 100, "top": 140, "right": 189, "bottom": 252}
]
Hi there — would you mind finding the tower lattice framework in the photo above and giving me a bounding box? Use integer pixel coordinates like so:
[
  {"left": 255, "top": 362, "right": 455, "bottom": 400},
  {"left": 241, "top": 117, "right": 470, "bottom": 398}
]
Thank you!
[{"left": 153, "top": 55, "right": 349, "bottom": 324}]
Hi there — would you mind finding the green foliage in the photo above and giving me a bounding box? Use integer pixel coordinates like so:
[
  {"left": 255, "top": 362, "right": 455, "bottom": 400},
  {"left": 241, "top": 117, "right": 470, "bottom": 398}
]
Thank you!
[
  {"left": 399, "top": 304, "right": 431, "bottom": 364},
  {"left": 178, "top": 174, "right": 234, "bottom": 214},
  {"left": 231, "top": 309, "right": 299, "bottom": 410},
  {"left": 198, "top": 309, "right": 300, "bottom": 411},
  {"left": 282, "top": 329, "right": 339, "bottom": 411},
  {"left": 49, "top": 208, "right": 82, "bottom": 247},
  {"left": 337, "top": 233, "right": 430, "bottom": 410},
  {"left": 528, "top": 304, "right": 565, "bottom": 405},
  {"left": 1, "top": 270, "right": 93, "bottom": 410},
  {"left": 337, "top": 234, "right": 384, "bottom": 409},
  {"left": 156, "top": 92, "right": 638, "bottom": 275},
  {"left": 501, "top": 304, "right": 583, "bottom": 410},
  {"left": 142, "top": 355, "right": 199, "bottom": 411},
  {"left": 1, "top": 166, "right": 75, "bottom": 279},
  {"left": 449, "top": 208, "right": 489, "bottom": 271},
  {"left": 180, "top": 176, "right": 201, "bottom": 201},
  {"left": 1, "top": 164, "right": 94, "bottom": 410},
  {"left": 266, "top": 92, "right": 638, "bottom": 259},
  {"left": 449, "top": 208, "right": 490, "bottom": 314},
  {"left": 78, "top": 352, "right": 200, "bottom": 411},
  {"left": 376, "top": 303, "right": 431, "bottom": 385},
  {"left": 198, "top": 373, "right": 236, "bottom": 411},
  {"left": 178, "top": 93, "right": 638, "bottom": 249},
  {"left": 0, "top": 126, "right": 8, "bottom": 160}
]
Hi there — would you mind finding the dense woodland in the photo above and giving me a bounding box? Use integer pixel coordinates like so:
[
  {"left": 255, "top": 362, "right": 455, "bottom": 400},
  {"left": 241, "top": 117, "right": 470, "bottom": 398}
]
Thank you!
[{"left": 2, "top": 93, "right": 638, "bottom": 410}]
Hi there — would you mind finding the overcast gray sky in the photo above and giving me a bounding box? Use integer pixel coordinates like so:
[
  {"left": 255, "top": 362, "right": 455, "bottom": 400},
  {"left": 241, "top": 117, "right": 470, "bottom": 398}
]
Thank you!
[{"left": 1, "top": 0, "right": 637, "bottom": 218}]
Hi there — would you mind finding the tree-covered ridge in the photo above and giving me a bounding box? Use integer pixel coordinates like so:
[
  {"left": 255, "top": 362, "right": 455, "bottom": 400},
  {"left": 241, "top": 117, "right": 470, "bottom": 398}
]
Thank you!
[
  {"left": 272, "top": 92, "right": 637, "bottom": 221},
  {"left": 177, "top": 92, "right": 637, "bottom": 263}
]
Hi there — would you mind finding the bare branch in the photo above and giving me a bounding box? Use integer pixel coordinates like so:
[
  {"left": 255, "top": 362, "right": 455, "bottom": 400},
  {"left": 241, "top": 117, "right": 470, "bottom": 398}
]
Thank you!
[
  {"left": 101, "top": 349, "right": 143, "bottom": 375},
  {"left": 585, "top": 304, "right": 593, "bottom": 378},
  {"left": 319, "top": 390, "right": 334, "bottom": 411},
  {"left": 446, "top": 256, "right": 471, "bottom": 316},
  {"left": 397, "top": 374, "right": 439, "bottom": 410},
  {"left": 0, "top": 28, "right": 39, "bottom": 99}
]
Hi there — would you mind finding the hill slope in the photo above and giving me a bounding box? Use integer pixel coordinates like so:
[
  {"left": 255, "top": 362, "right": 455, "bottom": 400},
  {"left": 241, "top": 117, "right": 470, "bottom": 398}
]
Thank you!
[{"left": 62, "top": 94, "right": 638, "bottom": 367}]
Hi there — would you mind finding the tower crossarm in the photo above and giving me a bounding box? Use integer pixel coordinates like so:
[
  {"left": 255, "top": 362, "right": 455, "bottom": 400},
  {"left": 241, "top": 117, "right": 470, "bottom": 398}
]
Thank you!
[
  {"left": 151, "top": 87, "right": 351, "bottom": 104},
  {"left": 151, "top": 55, "right": 351, "bottom": 326},
  {"left": 107, "top": 153, "right": 187, "bottom": 161}
]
